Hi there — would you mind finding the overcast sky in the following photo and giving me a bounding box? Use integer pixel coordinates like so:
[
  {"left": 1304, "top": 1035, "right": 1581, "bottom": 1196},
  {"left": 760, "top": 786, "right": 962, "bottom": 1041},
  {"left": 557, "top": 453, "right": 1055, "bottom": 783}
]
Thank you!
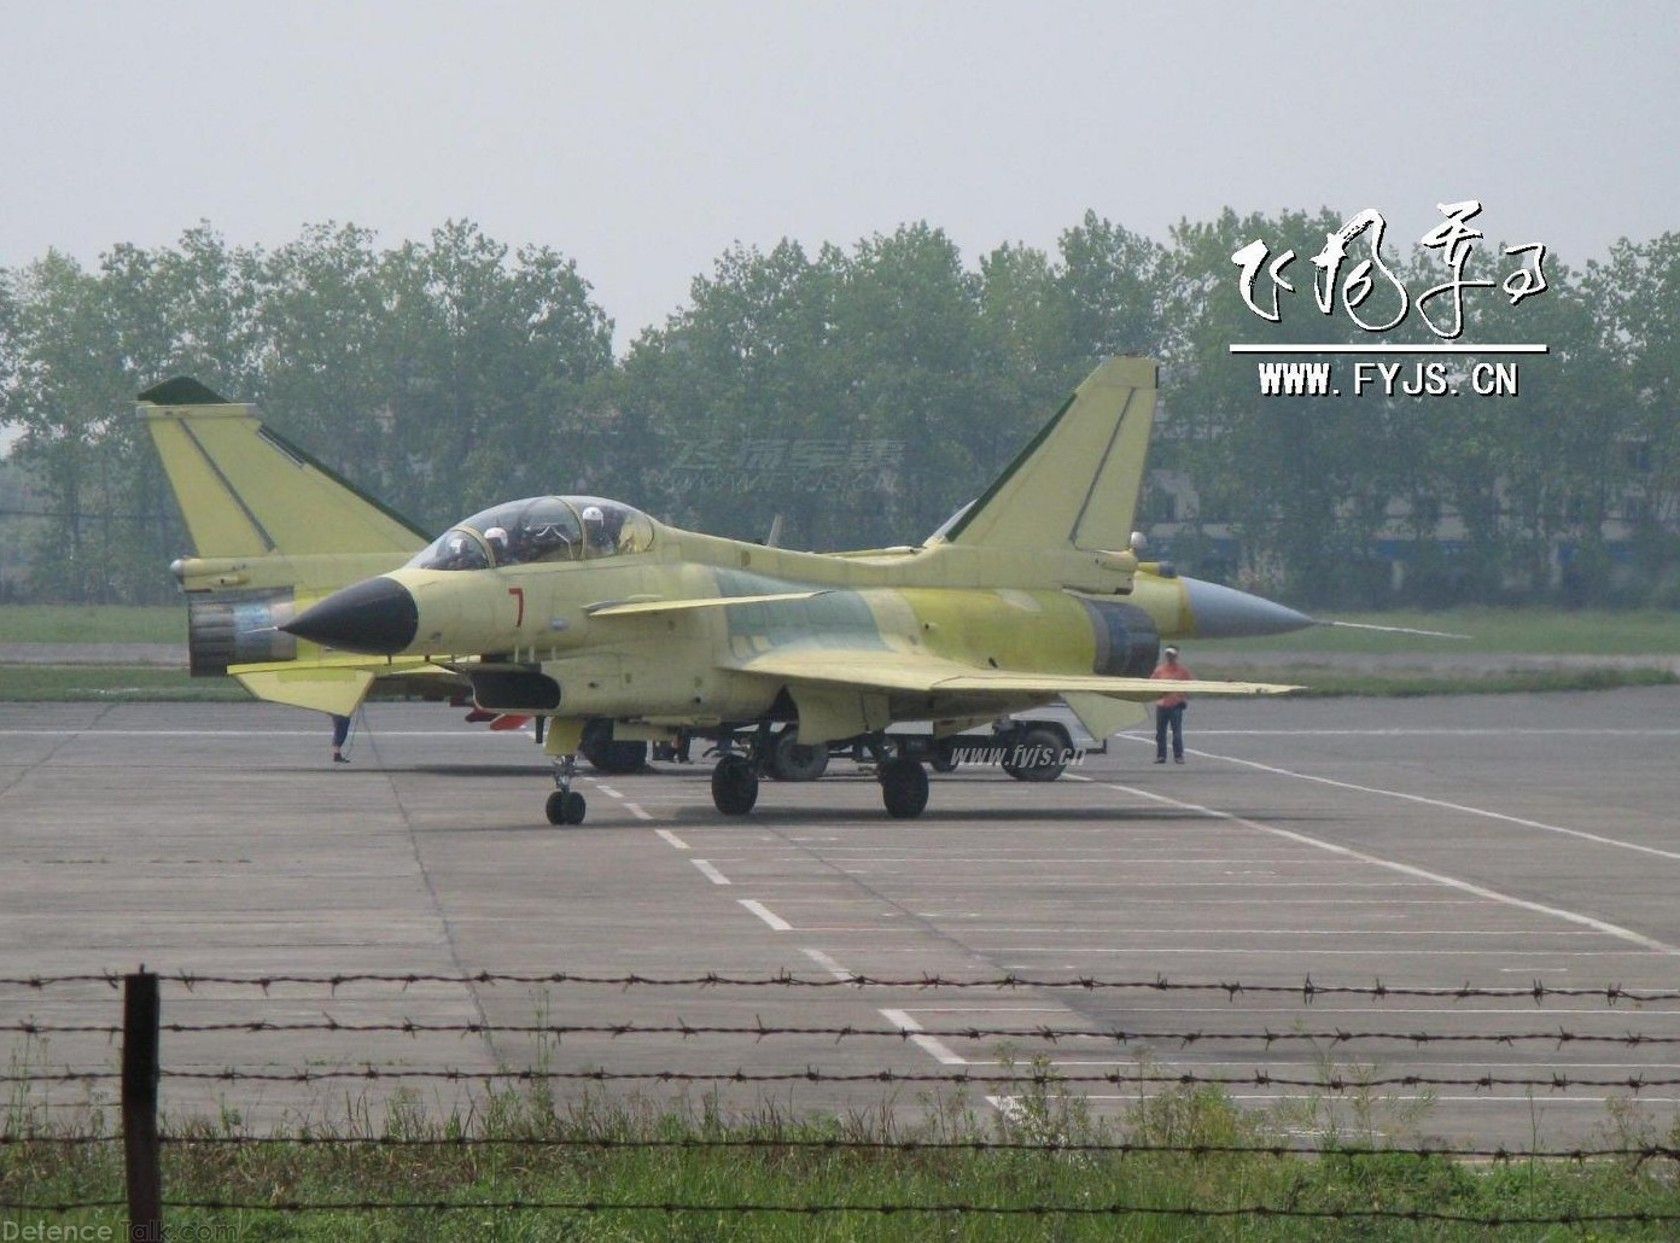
[{"left": 1, "top": 1, "right": 1675, "bottom": 349}]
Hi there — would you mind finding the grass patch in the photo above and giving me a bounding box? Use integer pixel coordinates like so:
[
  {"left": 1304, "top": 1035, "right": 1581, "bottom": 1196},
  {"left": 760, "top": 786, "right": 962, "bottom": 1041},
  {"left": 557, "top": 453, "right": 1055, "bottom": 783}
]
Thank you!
[
  {"left": 4, "top": 1066, "right": 1679, "bottom": 1240},
  {"left": 1201, "top": 663, "right": 1680, "bottom": 698},
  {"left": 1213, "top": 607, "right": 1680, "bottom": 656},
  {"left": 0, "top": 665, "right": 249, "bottom": 702},
  {"left": 0, "top": 604, "right": 183, "bottom": 645}
]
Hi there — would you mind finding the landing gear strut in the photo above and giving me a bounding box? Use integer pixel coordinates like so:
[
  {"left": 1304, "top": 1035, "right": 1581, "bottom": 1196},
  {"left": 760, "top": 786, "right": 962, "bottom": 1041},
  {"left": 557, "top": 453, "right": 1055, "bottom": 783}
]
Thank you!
[{"left": 545, "top": 753, "right": 587, "bottom": 825}]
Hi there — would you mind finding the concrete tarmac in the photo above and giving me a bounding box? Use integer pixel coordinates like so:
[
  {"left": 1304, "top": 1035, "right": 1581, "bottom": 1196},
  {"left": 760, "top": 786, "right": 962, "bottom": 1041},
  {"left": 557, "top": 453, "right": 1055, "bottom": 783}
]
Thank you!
[{"left": 3, "top": 689, "right": 1679, "bottom": 1149}]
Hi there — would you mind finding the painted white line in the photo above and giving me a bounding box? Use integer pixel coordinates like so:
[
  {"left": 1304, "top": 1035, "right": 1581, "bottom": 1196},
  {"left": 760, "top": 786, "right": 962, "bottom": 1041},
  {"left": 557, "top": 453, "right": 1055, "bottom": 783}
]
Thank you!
[
  {"left": 1164, "top": 741, "right": 1680, "bottom": 865},
  {"left": 1122, "top": 728, "right": 1680, "bottom": 738},
  {"left": 1081, "top": 1094, "right": 1680, "bottom": 1105},
  {"left": 595, "top": 784, "right": 623, "bottom": 799},
  {"left": 690, "top": 859, "right": 731, "bottom": 886},
  {"left": 989, "top": 1058, "right": 1680, "bottom": 1071},
  {"left": 922, "top": 928, "right": 1607, "bottom": 937},
  {"left": 801, "top": 948, "right": 855, "bottom": 981},
  {"left": 1069, "top": 1005, "right": 1680, "bottom": 1018},
  {"left": 654, "top": 828, "right": 690, "bottom": 850},
  {"left": 984, "top": 948, "right": 1654, "bottom": 956},
  {"left": 1101, "top": 781, "right": 1680, "bottom": 956},
  {"left": 878, "top": 1008, "right": 969, "bottom": 1065},
  {"left": 899, "top": 1007, "right": 1067, "bottom": 1014},
  {"left": 985, "top": 1093, "right": 1022, "bottom": 1119},
  {"left": 738, "top": 899, "right": 792, "bottom": 931},
  {"left": 622, "top": 802, "right": 653, "bottom": 820}
]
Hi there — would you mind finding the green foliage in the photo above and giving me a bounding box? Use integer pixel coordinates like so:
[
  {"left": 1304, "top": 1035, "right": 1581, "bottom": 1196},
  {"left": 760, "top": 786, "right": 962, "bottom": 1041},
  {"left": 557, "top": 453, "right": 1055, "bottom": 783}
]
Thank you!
[
  {"left": 2, "top": 214, "right": 1675, "bottom": 608},
  {"left": 5, "top": 1078, "right": 1680, "bottom": 1241}
]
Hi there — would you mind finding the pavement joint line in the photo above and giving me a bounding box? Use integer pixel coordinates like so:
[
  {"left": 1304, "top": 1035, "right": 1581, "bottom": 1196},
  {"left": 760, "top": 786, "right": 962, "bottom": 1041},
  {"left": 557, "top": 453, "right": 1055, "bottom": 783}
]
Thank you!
[
  {"left": 0, "top": 705, "right": 107, "bottom": 801},
  {"left": 654, "top": 829, "right": 690, "bottom": 850},
  {"left": 359, "top": 731, "right": 500, "bottom": 1067},
  {"left": 1100, "top": 780, "right": 1680, "bottom": 957},
  {"left": 877, "top": 1008, "right": 969, "bottom": 1066},
  {"left": 800, "top": 948, "right": 855, "bottom": 981},
  {"left": 690, "top": 859, "right": 732, "bottom": 886},
  {"left": 1136, "top": 737, "right": 1680, "bottom": 865},
  {"left": 737, "top": 899, "right": 792, "bottom": 931}
]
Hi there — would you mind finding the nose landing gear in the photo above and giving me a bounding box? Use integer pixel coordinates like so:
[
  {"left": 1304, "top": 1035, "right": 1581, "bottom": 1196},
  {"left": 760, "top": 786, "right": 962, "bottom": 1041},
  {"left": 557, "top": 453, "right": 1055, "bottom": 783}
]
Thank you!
[{"left": 545, "top": 753, "right": 587, "bottom": 825}]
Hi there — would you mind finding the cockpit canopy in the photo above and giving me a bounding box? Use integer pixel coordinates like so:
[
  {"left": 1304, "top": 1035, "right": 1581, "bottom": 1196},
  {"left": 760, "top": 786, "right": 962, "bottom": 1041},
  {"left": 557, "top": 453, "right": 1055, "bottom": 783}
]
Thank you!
[{"left": 406, "top": 496, "right": 656, "bottom": 571}]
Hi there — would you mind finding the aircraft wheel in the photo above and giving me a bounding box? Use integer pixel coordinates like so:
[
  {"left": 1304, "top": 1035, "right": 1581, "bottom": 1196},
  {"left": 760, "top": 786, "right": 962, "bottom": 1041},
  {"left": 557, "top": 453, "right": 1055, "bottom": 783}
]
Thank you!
[
  {"left": 880, "top": 757, "right": 929, "bottom": 819},
  {"left": 768, "top": 730, "right": 829, "bottom": 781},
  {"left": 930, "top": 740, "right": 960, "bottom": 774},
  {"left": 712, "top": 755, "right": 759, "bottom": 816},
  {"left": 1001, "top": 725, "right": 1069, "bottom": 783},
  {"left": 545, "top": 790, "right": 587, "bottom": 825},
  {"left": 582, "top": 738, "right": 648, "bottom": 775}
]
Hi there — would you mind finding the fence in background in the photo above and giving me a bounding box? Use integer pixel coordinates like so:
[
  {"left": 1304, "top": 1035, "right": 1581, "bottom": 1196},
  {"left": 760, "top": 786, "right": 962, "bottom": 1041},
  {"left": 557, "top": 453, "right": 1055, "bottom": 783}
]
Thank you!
[{"left": 4, "top": 968, "right": 1680, "bottom": 1231}]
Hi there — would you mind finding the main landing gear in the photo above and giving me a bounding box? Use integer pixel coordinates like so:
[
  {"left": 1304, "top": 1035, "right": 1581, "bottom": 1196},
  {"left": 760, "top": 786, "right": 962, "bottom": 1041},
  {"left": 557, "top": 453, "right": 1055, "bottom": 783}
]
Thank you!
[
  {"left": 708, "top": 734, "right": 930, "bottom": 819},
  {"left": 711, "top": 753, "right": 759, "bottom": 815},
  {"left": 545, "top": 753, "right": 587, "bottom": 825}
]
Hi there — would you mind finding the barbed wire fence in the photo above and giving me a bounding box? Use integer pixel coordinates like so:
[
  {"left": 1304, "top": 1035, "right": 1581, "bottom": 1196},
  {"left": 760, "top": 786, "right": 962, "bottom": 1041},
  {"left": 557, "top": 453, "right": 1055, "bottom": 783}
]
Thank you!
[{"left": 5, "top": 968, "right": 1680, "bottom": 1231}]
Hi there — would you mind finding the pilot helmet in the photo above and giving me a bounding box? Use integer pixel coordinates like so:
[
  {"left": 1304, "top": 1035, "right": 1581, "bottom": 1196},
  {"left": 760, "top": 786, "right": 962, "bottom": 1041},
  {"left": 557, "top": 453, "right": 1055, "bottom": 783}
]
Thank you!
[{"left": 483, "top": 525, "right": 509, "bottom": 548}]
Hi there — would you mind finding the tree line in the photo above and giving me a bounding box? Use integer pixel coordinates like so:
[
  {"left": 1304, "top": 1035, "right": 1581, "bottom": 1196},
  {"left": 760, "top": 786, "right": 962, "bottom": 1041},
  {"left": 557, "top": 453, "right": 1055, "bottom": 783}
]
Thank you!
[{"left": 1, "top": 211, "right": 1674, "bottom": 608}]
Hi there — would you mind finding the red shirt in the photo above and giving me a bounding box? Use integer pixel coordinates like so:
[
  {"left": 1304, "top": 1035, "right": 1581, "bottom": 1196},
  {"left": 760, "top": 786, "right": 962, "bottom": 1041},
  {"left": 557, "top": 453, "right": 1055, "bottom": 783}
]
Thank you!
[{"left": 1151, "top": 659, "right": 1192, "bottom": 709}]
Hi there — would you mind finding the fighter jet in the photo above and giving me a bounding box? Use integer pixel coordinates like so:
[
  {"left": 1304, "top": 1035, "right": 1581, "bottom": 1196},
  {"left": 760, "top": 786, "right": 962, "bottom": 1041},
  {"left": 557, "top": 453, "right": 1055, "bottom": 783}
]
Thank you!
[{"left": 257, "top": 357, "right": 1302, "bottom": 823}]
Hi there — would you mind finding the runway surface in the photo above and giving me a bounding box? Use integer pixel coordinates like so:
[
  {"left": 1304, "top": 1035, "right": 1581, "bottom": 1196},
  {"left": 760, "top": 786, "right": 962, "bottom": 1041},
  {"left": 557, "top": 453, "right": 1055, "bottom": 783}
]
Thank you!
[{"left": 3, "top": 689, "right": 1679, "bottom": 1149}]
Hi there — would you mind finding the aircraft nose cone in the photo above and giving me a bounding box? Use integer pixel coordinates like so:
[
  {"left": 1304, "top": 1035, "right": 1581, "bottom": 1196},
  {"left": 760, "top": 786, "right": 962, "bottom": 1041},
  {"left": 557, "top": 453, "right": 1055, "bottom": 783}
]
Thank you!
[
  {"left": 282, "top": 577, "right": 418, "bottom": 654},
  {"left": 1181, "top": 576, "right": 1313, "bottom": 639}
]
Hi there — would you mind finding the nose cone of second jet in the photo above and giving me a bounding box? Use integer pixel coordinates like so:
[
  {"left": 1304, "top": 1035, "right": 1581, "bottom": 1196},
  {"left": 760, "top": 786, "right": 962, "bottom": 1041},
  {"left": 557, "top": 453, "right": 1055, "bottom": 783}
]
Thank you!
[
  {"left": 1181, "top": 576, "right": 1313, "bottom": 639},
  {"left": 283, "top": 576, "right": 419, "bottom": 655}
]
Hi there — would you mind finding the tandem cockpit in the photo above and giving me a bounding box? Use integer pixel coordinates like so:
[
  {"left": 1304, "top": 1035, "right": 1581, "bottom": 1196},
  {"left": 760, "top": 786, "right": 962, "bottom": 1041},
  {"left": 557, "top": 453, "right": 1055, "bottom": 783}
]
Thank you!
[{"left": 408, "top": 496, "right": 657, "bottom": 571}]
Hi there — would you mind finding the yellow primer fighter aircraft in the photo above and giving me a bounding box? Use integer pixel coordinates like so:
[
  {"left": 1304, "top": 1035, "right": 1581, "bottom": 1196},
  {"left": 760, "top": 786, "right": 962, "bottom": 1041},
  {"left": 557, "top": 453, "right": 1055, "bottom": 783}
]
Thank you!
[
  {"left": 259, "top": 357, "right": 1302, "bottom": 824},
  {"left": 137, "top": 376, "right": 445, "bottom": 711}
]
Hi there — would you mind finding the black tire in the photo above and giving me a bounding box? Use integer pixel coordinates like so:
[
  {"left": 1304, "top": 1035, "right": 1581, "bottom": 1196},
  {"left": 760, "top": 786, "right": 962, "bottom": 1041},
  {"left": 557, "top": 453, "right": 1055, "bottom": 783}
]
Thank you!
[
  {"left": 546, "top": 790, "right": 587, "bottom": 825},
  {"left": 880, "top": 757, "right": 929, "bottom": 819},
  {"left": 1001, "top": 725, "right": 1070, "bottom": 782},
  {"left": 768, "top": 730, "right": 829, "bottom": 781},
  {"left": 930, "top": 740, "right": 960, "bottom": 774},
  {"left": 712, "top": 755, "right": 759, "bottom": 815},
  {"left": 582, "top": 738, "right": 648, "bottom": 775}
]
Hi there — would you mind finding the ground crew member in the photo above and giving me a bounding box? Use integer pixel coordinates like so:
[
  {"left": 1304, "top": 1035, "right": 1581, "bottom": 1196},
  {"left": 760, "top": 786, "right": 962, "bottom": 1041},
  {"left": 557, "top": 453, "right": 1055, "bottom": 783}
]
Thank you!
[
  {"left": 330, "top": 713, "right": 352, "bottom": 764},
  {"left": 1151, "top": 645, "right": 1191, "bottom": 764}
]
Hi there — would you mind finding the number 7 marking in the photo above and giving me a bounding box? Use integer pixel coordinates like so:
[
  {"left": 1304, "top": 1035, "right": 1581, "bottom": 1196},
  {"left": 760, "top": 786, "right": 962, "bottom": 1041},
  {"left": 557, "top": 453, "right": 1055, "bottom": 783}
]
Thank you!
[{"left": 508, "top": 586, "right": 525, "bottom": 627}]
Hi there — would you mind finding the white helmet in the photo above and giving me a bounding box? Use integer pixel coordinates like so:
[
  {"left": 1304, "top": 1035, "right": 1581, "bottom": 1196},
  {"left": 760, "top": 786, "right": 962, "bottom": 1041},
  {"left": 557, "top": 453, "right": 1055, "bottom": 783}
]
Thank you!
[
  {"left": 483, "top": 525, "right": 508, "bottom": 546},
  {"left": 581, "top": 505, "right": 605, "bottom": 523}
]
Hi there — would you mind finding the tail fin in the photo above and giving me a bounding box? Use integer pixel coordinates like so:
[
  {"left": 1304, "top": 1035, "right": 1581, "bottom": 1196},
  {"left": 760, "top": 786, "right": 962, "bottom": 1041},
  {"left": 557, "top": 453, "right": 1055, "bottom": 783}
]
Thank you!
[
  {"left": 137, "top": 377, "right": 426, "bottom": 557},
  {"left": 937, "top": 356, "right": 1157, "bottom": 553}
]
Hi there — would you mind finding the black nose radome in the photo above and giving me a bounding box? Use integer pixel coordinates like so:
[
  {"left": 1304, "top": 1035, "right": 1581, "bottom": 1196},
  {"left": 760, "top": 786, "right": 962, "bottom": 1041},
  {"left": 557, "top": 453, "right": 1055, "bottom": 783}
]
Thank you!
[{"left": 283, "top": 577, "right": 418, "bottom": 655}]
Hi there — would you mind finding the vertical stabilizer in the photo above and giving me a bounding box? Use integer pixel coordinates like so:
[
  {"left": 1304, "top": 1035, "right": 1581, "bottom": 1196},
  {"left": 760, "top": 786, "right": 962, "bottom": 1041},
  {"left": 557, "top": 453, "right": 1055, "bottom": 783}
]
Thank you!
[
  {"left": 137, "top": 377, "right": 425, "bottom": 558},
  {"left": 938, "top": 357, "right": 1157, "bottom": 553}
]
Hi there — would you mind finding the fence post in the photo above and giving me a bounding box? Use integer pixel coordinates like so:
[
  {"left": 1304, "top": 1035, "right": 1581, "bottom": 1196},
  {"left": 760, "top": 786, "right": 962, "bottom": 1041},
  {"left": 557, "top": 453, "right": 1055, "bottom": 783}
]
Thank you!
[{"left": 122, "top": 968, "right": 162, "bottom": 1242}]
